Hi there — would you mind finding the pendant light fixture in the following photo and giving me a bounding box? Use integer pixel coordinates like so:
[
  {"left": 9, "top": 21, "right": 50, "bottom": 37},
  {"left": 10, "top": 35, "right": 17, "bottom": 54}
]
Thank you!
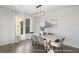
[{"left": 34, "top": 5, "right": 45, "bottom": 16}]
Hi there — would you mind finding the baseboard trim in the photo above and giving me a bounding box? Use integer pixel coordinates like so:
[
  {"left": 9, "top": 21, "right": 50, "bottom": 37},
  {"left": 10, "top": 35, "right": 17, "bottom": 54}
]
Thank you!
[
  {"left": 0, "top": 41, "right": 16, "bottom": 46},
  {"left": 64, "top": 43, "right": 79, "bottom": 49}
]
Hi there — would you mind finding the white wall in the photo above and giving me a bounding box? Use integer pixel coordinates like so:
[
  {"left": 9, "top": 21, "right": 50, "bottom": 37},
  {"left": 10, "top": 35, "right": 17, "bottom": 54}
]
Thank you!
[
  {"left": 32, "top": 16, "right": 46, "bottom": 33},
  {"left": 46, "top": 6, "right": 79, "bottom": 48},
  {"left": 33, "top": 6, "right": 79, "bottom": 48},
  {"left": 0, "top": 7, "right": 16, "bottom": 46},
  {"left": 0, "top": 6, "right": 29, "bottom": 45}
]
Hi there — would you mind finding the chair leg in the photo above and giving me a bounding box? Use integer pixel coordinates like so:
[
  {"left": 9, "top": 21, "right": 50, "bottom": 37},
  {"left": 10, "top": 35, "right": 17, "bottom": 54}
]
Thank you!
[
  {"left": 36, "top": 41, "right": 39, "bottom": 47},
  {"left": 60, "top": 47, "right": 63, "bottom": 53},
  {"left": 32, "top": 41, "right": 34, "bottom": 46},
  {"left": 36, "top": 43, "right": 39, "bottom": 48},
  {"left": 53, "top": 46, "right": 55, "bottom": 50},
  {"left": 58, "top": 48, "right": 61, "bottom": 53}
]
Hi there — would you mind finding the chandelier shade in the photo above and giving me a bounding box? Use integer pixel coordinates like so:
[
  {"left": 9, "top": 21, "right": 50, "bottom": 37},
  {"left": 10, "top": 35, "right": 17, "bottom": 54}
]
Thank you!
[{"left": 33, "top": 5, "right": 45, "bottom": 16}]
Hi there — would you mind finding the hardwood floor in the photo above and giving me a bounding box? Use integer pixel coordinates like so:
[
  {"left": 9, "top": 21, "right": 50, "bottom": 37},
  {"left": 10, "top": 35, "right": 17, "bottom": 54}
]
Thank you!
[
  {"left": 0, "top": 39, "right": 79, "bottom": 53},
  {"left": 0, "top": 39, "right": 46, "bottom": 53}
]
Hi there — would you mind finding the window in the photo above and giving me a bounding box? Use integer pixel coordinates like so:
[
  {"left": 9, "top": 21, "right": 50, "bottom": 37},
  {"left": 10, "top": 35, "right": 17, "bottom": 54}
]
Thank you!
[{"left": 25, "top": 18, "right": 30, "bottom": 33}]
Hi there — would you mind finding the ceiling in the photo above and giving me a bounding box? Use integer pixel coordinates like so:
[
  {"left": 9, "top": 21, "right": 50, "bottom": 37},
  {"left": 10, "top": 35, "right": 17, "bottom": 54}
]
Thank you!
[{"left": 1, "top": 5, "right": 71, "bottom": 15}]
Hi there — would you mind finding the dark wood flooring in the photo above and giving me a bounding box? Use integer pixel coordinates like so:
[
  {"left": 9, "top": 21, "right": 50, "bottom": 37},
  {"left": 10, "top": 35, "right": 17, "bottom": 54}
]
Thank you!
[{"left": 0, "top": 39, "right": 79, "bottom": 53}]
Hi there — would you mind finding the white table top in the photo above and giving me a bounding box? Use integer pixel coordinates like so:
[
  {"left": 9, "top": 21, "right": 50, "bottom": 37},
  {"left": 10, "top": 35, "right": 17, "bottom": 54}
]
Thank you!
[
  {"left": 42, "top": 34, "right": 63, "bottom": 42},
  {"left": 27, "top": 33, "right": 63, "bottom": 43}
]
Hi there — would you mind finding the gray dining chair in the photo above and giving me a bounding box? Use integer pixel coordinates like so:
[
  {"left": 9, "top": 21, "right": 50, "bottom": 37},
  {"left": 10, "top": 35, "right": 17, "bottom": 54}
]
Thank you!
[
  {"left": 31, "top": 35, "right": 38, "bottom": 45},
  {"left": 36, "top": 36, "right": 44, "bottom": 48},
  {"left": 50, "top": 37, "right": 65, "bottom": 52}
]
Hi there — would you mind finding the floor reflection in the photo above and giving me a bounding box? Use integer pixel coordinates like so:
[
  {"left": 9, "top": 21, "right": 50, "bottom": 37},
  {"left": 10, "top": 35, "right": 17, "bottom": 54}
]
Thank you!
[{"left": 0, "top": 39, "right": 79, "bottom": 53}]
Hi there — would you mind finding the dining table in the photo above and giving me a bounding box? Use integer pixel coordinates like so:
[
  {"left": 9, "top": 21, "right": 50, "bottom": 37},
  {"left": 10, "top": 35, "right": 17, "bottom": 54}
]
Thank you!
[
  {"left": 42, "top": 34, "right": 63, "bottom": 42},
  {"left": 41, "top": 34, "right": 63, "bottom": 52},
  {"left": 30, "top": 33, "right": 63, "bottom": 53}
]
